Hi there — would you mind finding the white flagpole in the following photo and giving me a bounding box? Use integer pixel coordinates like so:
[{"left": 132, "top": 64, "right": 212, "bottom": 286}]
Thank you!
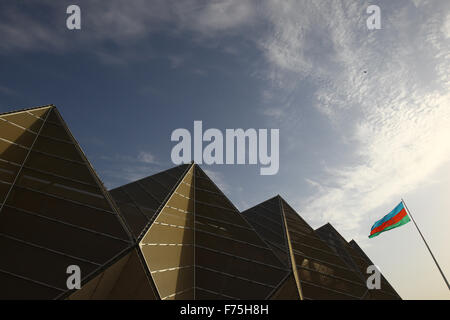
[{"left": 401, "top": 198, "right": 450, "bottom": 291}]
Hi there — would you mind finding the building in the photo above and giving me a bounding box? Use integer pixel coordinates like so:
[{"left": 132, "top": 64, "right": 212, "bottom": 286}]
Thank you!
[
  {"left": 314, "top": 223, "right": 400, "bottom": 299},
  {"left": 0, "top": 105, "right": 401, "bottom": 299},
  {"left": 241, "top": 197, "right": 400, "bottom": 299}
]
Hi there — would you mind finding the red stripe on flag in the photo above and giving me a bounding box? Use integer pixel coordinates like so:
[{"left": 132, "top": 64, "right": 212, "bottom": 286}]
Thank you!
[{"left": 370, "top": 208, "right": 407, "bottom": 236}]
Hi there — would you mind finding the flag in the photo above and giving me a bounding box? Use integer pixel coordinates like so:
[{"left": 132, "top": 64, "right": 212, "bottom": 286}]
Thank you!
[{"left": 369, "top": 202, "right": 411, "bottom": 238}]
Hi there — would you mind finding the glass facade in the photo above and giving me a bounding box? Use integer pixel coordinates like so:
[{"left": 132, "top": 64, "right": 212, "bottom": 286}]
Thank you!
[
  {"left": 0, "top": 106, "right": 133, "bottom": 299},
  {"left": 109, "top": 164, "right": 190, "bottom": 239},
  {"left": 0, "top": 105, "right": 401, "bottom": 300},
  {"left": 192, "top": 166, "right": 288, "bottom": 299},
  {"left": 137, "top": 165, "right": 289, "bottom": 300},
  {"left": 67, "top": 248, "right": 157, "bottom": 300},
  {"left": 242, "top": 196, "right": 402, "bottom": 300},
  {"left": 314, "top": 223, "right": 400, "bottom": 299}
]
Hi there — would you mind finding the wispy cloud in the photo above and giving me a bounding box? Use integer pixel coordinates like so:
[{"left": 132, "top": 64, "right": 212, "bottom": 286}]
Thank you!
[
  {"left": 253, "top": 0, "right": 450, "bottom": 243},
  {"left": 3, "top": 0, "right": 449, "bottom": 245},
  {"left": 99, "top": 150, "right": 161, "bottom": 188},
  {"left": 262, "top": 108, "right": 285, "bottom": 119},
  {"left": 101, "top": 151, "right": 158, "bottom": 164},
  {"left": 168, "top": 55, "right": 185, "bottom": 69},
  {"left": 0, "top": 85, "right": 16, "bottom": 96},
  {"left": 137, "top": 151, "right": 158, "bottom": 164},
  {"left": 101, "top": 164, "right": 159, "bottom": 189},
  {"left": 0, "top": 0, "right": 258, "bottom": 63}
]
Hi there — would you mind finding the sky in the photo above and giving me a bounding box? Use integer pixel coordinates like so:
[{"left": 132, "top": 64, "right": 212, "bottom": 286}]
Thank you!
[{"left": 0, "top": 0, "right": 449, "bottom": 299}]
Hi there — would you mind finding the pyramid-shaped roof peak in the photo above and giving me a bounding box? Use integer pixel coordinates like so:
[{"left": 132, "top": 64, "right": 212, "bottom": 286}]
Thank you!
[{"left": 0, "top": 105, "right": 134, "bottom": 299}]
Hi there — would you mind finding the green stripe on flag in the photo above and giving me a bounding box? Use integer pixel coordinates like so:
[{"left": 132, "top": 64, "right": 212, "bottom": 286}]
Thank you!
[{"left": 369, "top": 215, "right": 411, "bottom": 238}]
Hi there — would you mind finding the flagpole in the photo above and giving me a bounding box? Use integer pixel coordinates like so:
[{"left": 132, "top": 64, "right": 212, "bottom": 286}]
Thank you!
[{"left": 401, "top": 198, "right": 450, "bottom": 290}]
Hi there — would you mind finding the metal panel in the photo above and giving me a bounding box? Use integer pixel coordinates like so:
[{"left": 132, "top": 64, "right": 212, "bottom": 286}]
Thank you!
[
  {"left": 269, "top": 273, "right": 301, "bottom": 300},
  {"left": 69, "top": 249, "right": 156, "bottom": 300},
  {"left": 139, "top": 165, "right": 194, "bottom": 300},
  {"left": 0, "top": 106, "right": 133, "bottom": 299},
  {"left": 109, "top": 164, "right": 191, "bottom": 237},
  {"left": 1, "top": 112, "right": 44, "bottom": 133}
]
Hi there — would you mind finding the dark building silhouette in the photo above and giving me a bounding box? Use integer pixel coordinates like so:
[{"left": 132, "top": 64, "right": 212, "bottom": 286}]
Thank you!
[
  {"left": 241, "top": 197, "right": 400, "bottom": 299},
  {"left": 0, "top": 105, "right": 401, "bottom": 299},
  {"left": 315, "top": 223, "right": 401, "bottom": 299},
  {"left": 104, "top": 163, "right": 288, "bottom": 300}
]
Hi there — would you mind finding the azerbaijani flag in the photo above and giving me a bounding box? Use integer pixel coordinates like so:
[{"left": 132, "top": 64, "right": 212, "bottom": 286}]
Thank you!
[{"left": 369, "top": 202, "right": 411, "bottom": 238}]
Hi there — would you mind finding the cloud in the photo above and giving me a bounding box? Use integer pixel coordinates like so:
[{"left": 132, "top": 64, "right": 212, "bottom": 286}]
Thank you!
[
  {"left": 0, "top": 85, "right": 16, "bottom": 96},
  {"left": 181, "top": 0, "right": 257, "bottom": 35},
  {"left": 262, "top": 108, "right": 285, "bottom": 119},
  {"left": 99, "top": 151, "right": 160, "bottom": 187},
  {"left": 0, "top": 0, "right": 258, "bottom": 62},
  {"left": 101, "top": 164, "right": 159, "bottom": 189},
  {"left": 101, "top": 151, "right": 158, "bottom": 164},
  {"left": 253, "top": 0, "right": 450, "bottom": 242},
  {"left": 192, "top": 68, "right": 208, "bottom": 76},
  {"left": 137, "top": 151, "right": 157, "bottom": 164},
  {"left": 168, "top": 55, "right": 185, "bottom": 69},
  {"left": 2, "top": 0, "right": 449, "bottom": 244}
]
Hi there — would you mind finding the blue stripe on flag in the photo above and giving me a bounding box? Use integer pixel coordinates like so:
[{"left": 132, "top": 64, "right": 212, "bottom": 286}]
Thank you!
[{"left": 371, "top": 202, "right": 404, "bottom": 231}]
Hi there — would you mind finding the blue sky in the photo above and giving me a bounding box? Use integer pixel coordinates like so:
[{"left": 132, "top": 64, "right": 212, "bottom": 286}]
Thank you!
[{"left": 0, "top": 0, "right": 449, "bottom": 299}]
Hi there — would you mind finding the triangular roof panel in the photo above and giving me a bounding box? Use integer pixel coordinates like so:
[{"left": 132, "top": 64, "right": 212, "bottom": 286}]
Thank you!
[
  {"left": 109, "top": 164, "right": 191, "bottom": 239},
  {"left": 136, "top": 164, "right": 289, "bottom": 299},
  {"left": 0, "top": 106, "right": 133, "bottom": 299}
]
